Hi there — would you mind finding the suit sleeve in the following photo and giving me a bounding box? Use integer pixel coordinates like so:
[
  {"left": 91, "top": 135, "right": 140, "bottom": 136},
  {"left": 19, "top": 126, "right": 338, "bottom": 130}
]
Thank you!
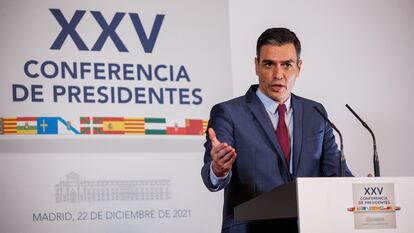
[
  {"left": 319, "top": 105, "right": 353, "bottom": 177},
  {"left": 201, "top": 103, "right": 235, "bottom": 191}
]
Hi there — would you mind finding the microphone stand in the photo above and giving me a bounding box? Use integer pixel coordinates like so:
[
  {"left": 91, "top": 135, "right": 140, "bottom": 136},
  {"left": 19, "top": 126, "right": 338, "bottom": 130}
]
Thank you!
[{"left": 345, "top": 104, "right": 380, "bottom": 177}]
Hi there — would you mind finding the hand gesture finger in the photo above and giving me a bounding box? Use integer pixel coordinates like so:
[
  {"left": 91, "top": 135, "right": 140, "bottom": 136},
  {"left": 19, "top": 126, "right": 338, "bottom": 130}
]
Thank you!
[
  {"left": 208, "top": 128, "right": 237, "bottom": 177},
  {"left": 208, "top": 128, "right": 220, "bottom": 147}
]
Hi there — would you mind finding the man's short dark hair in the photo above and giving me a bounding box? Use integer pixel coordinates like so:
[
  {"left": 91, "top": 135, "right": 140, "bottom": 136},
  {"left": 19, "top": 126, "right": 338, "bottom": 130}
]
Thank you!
[{"left": 256, "top": 27, "right": 301, "bottom": 61}]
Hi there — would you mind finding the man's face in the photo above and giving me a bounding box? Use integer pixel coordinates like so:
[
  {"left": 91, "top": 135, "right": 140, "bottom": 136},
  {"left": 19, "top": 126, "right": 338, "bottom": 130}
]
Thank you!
[{"left": 255, "top": 43, "right": 302, "bottom": 104}]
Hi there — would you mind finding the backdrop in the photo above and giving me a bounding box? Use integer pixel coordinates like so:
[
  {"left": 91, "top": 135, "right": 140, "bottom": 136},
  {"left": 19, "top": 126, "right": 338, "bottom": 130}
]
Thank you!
[{"left": 0, "top": 0, "right": 231, "bottom": 232}]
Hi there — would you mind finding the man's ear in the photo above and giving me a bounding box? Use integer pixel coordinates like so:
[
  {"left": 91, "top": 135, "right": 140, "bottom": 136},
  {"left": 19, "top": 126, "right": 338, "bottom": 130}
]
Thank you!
[
  {"left": 297, "top": 59, "right": 302, "bottom": 73},
  {"left": 254, "top": 57, "right": 259, "bottom": 75}
]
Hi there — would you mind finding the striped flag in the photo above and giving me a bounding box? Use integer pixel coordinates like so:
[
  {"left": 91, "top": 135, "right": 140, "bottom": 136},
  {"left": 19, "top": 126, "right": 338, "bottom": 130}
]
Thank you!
[
  {"left": 3, "top": 118, "right": 17, "bottom": 134},
  {"left": 145, "top": 118, "right": 166, "bottom": 135},
  {"left": 124, "top": 118, "right": 145, "bottom": 134},
  {"left": 92, "top": 117, "right": 124, "bottom": 134},
  {"left": 57, "top": 117, "right": 80, "bottom": 134},
  {"left": 202, "top": 120, "right": 208, "bottom": 135},
  {"left": 16, "top": 117, "right": 37, "bottom": 134},
  {"left": 79, "top": 117, "right": 91, "bottom": 134}
]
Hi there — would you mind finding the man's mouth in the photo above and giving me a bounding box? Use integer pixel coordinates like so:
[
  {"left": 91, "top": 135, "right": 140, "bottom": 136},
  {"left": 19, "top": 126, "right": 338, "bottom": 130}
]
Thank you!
[{"left": 271, "top": 84, "right": 285, "bottom": 91}]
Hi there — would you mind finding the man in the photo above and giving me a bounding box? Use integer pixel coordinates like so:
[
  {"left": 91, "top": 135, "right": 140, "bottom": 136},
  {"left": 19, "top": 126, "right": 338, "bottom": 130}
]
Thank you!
[{"left": 201, "top": 28, "right": 353, "bottom": 233}]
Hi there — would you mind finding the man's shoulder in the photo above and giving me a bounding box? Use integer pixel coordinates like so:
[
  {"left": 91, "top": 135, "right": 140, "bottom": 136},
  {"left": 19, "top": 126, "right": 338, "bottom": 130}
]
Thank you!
[{"left": 211, "top": 95, "right": 247, "bottom": 113}]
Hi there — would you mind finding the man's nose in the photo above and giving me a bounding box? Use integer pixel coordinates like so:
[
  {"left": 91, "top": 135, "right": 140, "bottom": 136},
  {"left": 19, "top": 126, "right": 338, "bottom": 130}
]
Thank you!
[{"left": 273, "top": 65, "right": 283, "bottom": 79}]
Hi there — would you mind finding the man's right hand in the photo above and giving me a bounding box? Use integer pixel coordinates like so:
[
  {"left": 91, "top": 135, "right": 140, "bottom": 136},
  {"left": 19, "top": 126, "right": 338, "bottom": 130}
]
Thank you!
[{"left": 208, "top": 128, "right": 237, "bottom": 178}]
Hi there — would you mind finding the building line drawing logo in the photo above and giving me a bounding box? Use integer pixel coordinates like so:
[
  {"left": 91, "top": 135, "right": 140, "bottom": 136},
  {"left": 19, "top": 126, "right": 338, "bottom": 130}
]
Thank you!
[{"left": 55, "top": 172, "right": 171, "bottom": 203}]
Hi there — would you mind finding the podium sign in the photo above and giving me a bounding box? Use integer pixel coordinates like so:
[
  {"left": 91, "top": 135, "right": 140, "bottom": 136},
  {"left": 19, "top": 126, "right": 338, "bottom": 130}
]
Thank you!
[{"left": 297, "top": 177, "right": 413, "bottom": 233}]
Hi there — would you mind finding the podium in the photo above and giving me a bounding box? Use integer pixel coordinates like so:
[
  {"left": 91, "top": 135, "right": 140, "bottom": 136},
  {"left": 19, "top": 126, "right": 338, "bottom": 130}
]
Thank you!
[{"left": 234, "top": 177, "right": 414, "bottom": 233}]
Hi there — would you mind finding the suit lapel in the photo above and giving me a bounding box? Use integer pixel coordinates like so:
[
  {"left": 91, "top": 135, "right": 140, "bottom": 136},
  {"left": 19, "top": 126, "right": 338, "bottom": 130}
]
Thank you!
[
  {"left": 291, "top": 94, "right": 304, "bottom": 177},
  {"left": 245, "top": 86, "right": 287, "bottom": 168}
]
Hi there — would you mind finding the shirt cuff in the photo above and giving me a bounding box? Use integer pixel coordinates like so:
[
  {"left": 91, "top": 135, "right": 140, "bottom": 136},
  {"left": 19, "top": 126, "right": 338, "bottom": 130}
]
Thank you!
[{"left": 209, "top": 162, "right": 229, "bottom": 187}]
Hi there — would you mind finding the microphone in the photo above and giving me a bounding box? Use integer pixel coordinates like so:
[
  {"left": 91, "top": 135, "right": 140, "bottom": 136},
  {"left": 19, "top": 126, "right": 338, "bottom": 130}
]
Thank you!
[
  {"left": 345, "top": 104, "right": 380, "bottom": 177},
  {"left": 313, "top": 106, "right": 346, "bottom": 177}
]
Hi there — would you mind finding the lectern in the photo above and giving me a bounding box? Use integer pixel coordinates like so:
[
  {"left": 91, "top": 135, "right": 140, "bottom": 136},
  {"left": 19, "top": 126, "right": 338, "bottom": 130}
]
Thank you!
[{"left": 234, "top": 177, "right": 414, "bottom": 233}]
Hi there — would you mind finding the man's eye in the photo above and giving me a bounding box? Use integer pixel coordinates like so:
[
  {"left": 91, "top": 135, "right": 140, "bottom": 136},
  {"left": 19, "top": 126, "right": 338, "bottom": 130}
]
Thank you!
[
  {"left": 282, "top": 63, "right": 292, "bottom": 68},
  {"left": 264, "top": 63, "right": 273, "bottom": 67}
]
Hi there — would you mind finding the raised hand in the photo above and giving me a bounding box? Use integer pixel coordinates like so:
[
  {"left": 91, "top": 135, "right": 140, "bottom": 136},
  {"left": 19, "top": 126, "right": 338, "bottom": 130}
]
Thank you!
[{"left": 208, "top": 128, "right": 237, "bottom": 177}]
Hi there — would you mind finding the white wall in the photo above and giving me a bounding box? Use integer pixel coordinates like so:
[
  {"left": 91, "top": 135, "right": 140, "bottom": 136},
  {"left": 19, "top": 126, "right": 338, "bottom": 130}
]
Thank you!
[{"left": 229, "top": 0, "right": 414, "bottom": 177}]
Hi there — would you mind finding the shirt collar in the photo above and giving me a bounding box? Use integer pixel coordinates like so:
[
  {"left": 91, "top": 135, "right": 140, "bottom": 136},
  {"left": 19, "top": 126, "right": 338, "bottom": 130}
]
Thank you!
[{"left": 256, "top": 88, "right": 291, "bottom": 114}]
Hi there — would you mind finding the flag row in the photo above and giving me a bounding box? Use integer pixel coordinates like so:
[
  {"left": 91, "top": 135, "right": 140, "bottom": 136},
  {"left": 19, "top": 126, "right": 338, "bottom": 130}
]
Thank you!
[{"left": 0, "top": 117, "right": 208, "bottom": 135}]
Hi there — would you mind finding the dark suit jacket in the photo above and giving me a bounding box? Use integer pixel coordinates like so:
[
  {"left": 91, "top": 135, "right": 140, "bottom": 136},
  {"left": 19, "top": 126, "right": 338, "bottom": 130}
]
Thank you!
[{"left": 201, "top": 85, "right": 352, "bottom": 233}]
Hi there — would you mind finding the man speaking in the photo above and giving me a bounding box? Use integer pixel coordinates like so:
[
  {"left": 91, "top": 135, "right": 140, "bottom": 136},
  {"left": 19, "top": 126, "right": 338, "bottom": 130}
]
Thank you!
[{"left": 201, "top": 28, "right": 353, "bottom": 233}]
